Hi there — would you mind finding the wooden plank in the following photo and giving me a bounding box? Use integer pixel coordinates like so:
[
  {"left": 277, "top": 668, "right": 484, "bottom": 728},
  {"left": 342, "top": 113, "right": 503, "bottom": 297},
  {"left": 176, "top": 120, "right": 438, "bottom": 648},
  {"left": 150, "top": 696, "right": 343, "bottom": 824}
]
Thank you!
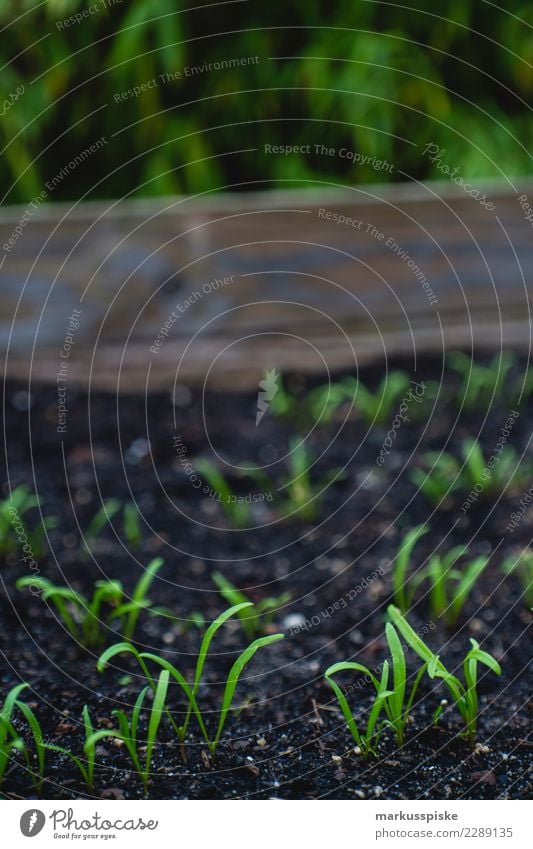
[{"left": 1, "top": 181, "right": 532, "bottom": 391}]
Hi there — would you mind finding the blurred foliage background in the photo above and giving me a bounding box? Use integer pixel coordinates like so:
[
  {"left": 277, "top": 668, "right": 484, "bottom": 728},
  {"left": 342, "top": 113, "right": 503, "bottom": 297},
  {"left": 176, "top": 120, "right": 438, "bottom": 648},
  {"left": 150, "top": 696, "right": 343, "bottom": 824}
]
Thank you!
[{"left": 0, "top": 0, "right": 532, "bottom": 203}]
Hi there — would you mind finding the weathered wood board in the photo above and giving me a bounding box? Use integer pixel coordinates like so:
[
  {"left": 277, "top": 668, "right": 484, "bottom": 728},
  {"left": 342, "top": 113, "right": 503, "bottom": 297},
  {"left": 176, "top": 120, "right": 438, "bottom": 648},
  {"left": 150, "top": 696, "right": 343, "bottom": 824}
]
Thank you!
[{"left": 1, "top": 181, "right": 532, "bottom": 392}]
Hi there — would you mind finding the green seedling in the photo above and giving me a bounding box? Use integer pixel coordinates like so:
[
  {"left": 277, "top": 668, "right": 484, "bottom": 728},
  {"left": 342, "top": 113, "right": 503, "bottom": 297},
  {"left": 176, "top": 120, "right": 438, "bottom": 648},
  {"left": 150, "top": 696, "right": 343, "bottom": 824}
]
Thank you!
[
  {"left": 304, "top": 371, "right": 411, "bottom": 427},
  {"left": 112, "top": 557, "right": 165, "bottom": 641},
  {"left": 0, "top": 486, "right": 38, "bottom": 554},
  {"left": 268, "top": 375, "right": 300, "bottom": 421},
  {"left": 501, "top": 550, "right": 533, "bottom": 609},
  {"left": 280, "top": 438, "right": 343, "bottom": 522},
  {"left": 393, "top": 529, "right": 489, "bottom": 624},
  {"left": 123, "top": 503, "right": 142, "bottom": 547},
  {"left": 269, "top": 375, "right": 356, "bottom": 426},
  {"left": 98, "top": 603, "right": 284, "bottom": 754},
  {"left": 195, "top": 459, "right": 251, "bottom": 528},
  {"left": 281, "top": 438, "right": 316, "bottom": 521},
  {"left": 392, "top": 524, "right": 429, "bottom": 613},
  {"left": 302, "top": 378, "right": 356, "bottom": 425},
  {"left": 82, "top": 498, "right": 122, "bottom": 555},
  {"left": 212, "top": 571, "right": 291, "bottom": 639},
  {"left": 421, "top": 551, "right": 489, "bottom": 626},
  {"left": 44, "top": 706, "right": 98, "bottom": 792},
  {"left": 273, "top": 371, "right": 433, "bottom": 428},
  {"left": 83, "top": 500, "right": 142, "bottom": 550},
  {"left": 382, "top": 622, "right": 429, "bottom": 746},
  {"left": 12, "top": 697, "right": 45, "bottom": 793},
  {"left": 448, "top": 351, "right": 516, "bottom": 411},
  {"left": 190, "top": 611, "right": 205, "bottom": 629},
  {"left": 460, "top": 438, "right": 528, "bottom": 497},
  {"left": 0, "top": 485, "right": 58, "bottom": 558},
  {"left": 325, "top": 622, "right": 427, "bottom": 753},
  {"left": 325, "top": 660, "right": 391, "bottom": 757},
  {"left": 388, "top": 605, "right": 502, "bottom": 743},
  {"left": 85, "top": 671, "right": 169, "bottom": 795},
  {"left": 177, "top": 612, "right": 205, "bottom": 634},
  {"left": 0, "top": 698, "right": 26, "bottom": 786},
  {"left": 410, "top": 451, "right": 461, "bottom": 508},
  {"left": 0, "top": 683, "right": 45, "bottom": 791},
  {"left": 246, "top": 438, "right": 343, "bottom": 522},
  {"left": 411, "top": 439, "right": 529, "bottom": 508},
  {"left": 16, "top": 558, "right": 165, "bottom": 647},
  {"left": 352, "top": 371, "right": 411, "bottom": 426},
  {"left": 17, "top": 575, "right": 121, "bottom": 646}
]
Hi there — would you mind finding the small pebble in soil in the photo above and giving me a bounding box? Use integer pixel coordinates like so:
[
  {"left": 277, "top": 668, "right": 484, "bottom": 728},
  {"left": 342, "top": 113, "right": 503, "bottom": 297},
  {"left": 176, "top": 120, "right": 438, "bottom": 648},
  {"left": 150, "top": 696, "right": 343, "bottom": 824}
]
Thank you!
[
  {"left": 125, "top": 437, "right": 151, "bottom": 464},
  {"left": 102, "top": 788, "right": 125, "bottom": 799},
  {"left": 282, "top": 613, "right": 306, "bottom": 630},
  {"left": 162, "top": 631, "right": 176, "bottom": 644},
  {"left": 330, "top": 558, "right": 347, "bottom": 575},
  {"left": 246, "top": 763, "right": 260, "bottom": 777},
  {"left": 349, "top": 629, "right": 364, "bottom": 645}
]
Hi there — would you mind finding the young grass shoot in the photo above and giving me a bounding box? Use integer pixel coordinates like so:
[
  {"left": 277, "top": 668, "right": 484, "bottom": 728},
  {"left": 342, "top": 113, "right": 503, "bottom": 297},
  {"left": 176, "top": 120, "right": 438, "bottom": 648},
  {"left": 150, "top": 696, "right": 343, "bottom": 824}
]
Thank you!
[
  {"left": 392, "top": 528, "right": 489, "bottom": 624},
  {"left": 44, "top": 705, "right": 99, "bottom": 792},
  {"left": 195, "top": 459, "right": 251, "bottom": 528},
  {"left": 97, "top": 603, "right": 283, "bottom": 754},
  {"left": 325, "top": 621, "right": 427, "bottom": 754},
  {"left": 212, "top": 571, "right": 291, "bottom": 639},
  {"left": 17, "top": 557, "right": 165, "bottom": 647},
  {"left": 448, "top": 351, "right": 516, "bottom": 411},
  {"left": 0, "top": 485, "right": 58, "bottom": 558},
  {"left": 0, "top": 683, "right": 45, "bottom": 791},
  {"left": 280, "top": 438, "right": 343, "bottom": 522},
  {"left": 84, "top": 670, "right": 169, "bottom": 794},
  {"left": 82, "top": 498, "right": 122, "bottom": 556},
  {"left": 411, "top": 439, "right": 529, "bottom": 508},
  {"left": 388, "top": 605, "right": 502, "bottom": 744}
]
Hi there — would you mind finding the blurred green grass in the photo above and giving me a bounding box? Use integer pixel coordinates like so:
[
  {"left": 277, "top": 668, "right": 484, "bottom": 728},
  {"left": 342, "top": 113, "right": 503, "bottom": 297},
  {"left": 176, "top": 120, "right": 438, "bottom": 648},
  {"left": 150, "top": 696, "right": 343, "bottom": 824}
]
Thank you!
[{"left": 1, "top": 0, "right": 532, "bottom": 203}]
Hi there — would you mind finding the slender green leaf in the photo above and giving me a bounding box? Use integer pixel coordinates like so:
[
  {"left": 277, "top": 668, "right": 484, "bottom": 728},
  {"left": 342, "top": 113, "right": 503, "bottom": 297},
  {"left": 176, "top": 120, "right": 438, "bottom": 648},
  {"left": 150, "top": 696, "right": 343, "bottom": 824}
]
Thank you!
[
  {"left": 393, "top": 525, "right": 428, "bottom": 611},
  {"left": 212, "top": 634, "right": 283, "bottom": 751}
]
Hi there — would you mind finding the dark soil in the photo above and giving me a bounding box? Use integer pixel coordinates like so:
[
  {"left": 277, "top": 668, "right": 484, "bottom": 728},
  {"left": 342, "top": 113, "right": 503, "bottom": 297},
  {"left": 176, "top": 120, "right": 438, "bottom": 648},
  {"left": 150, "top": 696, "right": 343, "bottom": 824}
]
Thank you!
[{"left": 1, "top": 355, "right": 531, "bottom": 800}]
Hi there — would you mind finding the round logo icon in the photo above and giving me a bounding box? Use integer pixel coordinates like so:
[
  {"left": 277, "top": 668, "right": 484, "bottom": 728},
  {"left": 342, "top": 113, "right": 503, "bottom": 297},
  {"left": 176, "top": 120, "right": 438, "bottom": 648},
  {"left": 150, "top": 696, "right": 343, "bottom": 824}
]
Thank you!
[{"left": 20, "top": 810, "right": 46, "bottom": 837}]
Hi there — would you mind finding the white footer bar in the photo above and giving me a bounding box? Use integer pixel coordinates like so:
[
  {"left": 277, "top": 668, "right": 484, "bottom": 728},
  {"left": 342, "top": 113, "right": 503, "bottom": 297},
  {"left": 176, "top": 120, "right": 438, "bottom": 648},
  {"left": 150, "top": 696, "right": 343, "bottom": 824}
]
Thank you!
[{"left": 4, "top": 799, "right": 530, "bottom": 848}]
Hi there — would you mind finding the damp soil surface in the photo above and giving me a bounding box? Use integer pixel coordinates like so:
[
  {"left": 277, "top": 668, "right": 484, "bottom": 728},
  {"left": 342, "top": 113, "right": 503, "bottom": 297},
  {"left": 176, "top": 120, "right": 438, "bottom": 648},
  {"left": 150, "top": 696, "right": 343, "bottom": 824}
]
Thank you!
[{"left": 1, "top": 355, "right": 531, "bottom": 800}]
